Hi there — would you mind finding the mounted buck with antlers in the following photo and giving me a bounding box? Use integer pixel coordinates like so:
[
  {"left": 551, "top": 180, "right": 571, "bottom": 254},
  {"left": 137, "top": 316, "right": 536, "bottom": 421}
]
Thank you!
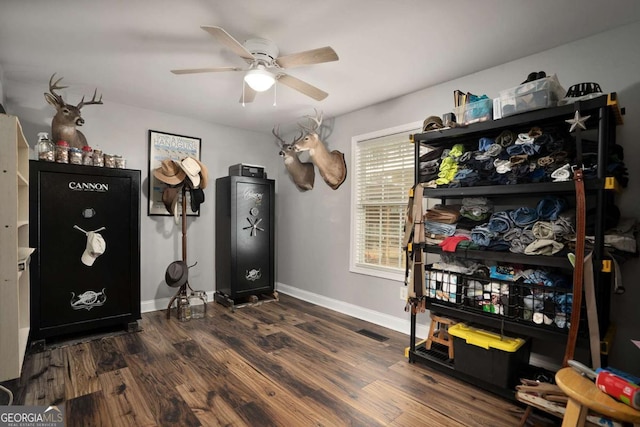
[
  {"left": 44, "top": 73, "right": 103, "bottom": 149},
  {"left": 293, "top": 110, "right": 347, "bottom": 190},
  {"left": 273, "top": 126, "right": 315, "bottom": 191}
]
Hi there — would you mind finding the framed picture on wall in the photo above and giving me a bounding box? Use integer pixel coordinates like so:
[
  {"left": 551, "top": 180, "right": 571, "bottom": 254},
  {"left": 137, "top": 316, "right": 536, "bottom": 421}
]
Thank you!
[{"left": 148, "top": 130, "right": 201, "bottom": 216}]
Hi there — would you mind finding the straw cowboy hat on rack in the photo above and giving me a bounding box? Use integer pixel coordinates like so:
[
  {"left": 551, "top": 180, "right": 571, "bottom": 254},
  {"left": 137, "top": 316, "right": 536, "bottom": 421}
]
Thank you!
[
  {"left": 153, "top": 159, "right": 185, "bottom": 186},
  {"left": 179, "top": 156, "right": 209, "bottom": 189}
]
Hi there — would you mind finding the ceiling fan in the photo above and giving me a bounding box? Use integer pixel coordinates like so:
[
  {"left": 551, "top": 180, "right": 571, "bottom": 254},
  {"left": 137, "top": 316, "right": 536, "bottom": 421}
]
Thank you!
[{"left": 171, "top": 26, "right": 339, "bottom": 103}]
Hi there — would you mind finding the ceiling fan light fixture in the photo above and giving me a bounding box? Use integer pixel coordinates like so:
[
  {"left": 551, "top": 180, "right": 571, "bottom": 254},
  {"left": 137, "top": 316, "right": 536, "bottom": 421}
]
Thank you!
[{"left": 244, "top": 67, "right": 275, "bottom": 92}]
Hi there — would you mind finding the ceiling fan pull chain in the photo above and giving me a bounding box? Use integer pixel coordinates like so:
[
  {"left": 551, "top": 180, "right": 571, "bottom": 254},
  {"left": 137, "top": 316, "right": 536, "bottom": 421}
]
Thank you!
[
  {"left": 273, "top": 81, "right": 277, "bottom": 107},
  {"left": 242, "top": 81, "right": 246, "bottom": 107}
]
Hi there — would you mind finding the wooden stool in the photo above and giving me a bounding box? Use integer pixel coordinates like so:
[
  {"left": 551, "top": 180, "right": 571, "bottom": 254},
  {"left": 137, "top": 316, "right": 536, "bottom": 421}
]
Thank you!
[
  {"left": 555, "top": 367, "right": 640, "bottom": 427},
  {"left": 425, "top": 313, "right": 456, "bottom": 359}
]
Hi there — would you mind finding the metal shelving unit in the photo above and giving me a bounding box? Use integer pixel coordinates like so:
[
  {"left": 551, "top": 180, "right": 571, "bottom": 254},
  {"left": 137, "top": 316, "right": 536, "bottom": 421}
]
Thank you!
[{"left": 407, "top": 94, "right": 624, "bottom": 395}]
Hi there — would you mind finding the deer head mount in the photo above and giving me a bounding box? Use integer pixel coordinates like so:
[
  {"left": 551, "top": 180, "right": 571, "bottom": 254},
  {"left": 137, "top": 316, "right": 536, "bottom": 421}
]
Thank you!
[
  {"left": 44, "top": 73, "right": 103, "bottom": 149},
  {"left": 273, "top": 126, "right": 315, "bottom": 191},
  {"left": 293, "top": 109, "right": 347, "bottom": 190}
]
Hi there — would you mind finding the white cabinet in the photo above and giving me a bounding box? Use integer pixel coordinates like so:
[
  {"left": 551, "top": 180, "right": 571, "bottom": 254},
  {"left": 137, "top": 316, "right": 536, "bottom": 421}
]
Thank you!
[{"left": 0, "top": 114, "right": 31, "bottom": 381}]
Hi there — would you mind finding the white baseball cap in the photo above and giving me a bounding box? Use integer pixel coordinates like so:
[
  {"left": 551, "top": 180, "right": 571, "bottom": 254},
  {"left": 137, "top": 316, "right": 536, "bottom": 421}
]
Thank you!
[{"left": 81, "top": 231, "right": 106, "bottom": 266}]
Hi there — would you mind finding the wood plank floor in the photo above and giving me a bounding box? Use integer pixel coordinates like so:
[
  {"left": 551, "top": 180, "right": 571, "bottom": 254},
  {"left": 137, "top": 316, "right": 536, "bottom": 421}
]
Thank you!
[{"left": 3, "top": 294, "right": 538, "bottom": 426}]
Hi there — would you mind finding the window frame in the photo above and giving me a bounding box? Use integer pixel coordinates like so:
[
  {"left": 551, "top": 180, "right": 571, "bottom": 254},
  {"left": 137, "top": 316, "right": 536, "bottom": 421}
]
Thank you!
[{"left": 349, "top": 121, "right": 421, "bottom": 281}]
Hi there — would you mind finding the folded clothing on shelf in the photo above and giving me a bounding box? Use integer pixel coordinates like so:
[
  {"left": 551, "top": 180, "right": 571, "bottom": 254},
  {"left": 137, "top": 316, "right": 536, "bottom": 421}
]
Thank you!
[{"left": 418, "top": 124, "right": 628, "bottom": 190}]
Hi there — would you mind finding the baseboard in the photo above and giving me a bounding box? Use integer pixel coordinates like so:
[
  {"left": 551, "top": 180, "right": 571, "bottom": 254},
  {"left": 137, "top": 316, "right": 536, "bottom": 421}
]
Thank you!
[{"left": 276, "top": 282, "right": 430, "bottom": 338}]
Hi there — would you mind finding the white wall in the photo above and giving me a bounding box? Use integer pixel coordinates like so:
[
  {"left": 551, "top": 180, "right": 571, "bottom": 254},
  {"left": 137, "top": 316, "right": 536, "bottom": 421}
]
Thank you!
[
  {"left": 4, "top": 80, "right": 282, "bottom": 307},
  {"left": 276, "top": 21, "right": 640, "bottom": 374}
]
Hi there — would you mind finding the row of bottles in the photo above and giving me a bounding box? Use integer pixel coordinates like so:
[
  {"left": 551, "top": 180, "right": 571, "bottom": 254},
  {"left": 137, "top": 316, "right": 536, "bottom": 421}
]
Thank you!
[{"left": 35, "top": 132, "right": 125, "bottom": 168}]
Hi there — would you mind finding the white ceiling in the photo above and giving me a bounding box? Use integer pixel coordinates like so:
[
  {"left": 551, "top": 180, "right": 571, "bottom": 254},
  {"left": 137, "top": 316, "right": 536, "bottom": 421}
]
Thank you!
[{"left": 1, "top": 1, "right": 640, "bottom": 133}]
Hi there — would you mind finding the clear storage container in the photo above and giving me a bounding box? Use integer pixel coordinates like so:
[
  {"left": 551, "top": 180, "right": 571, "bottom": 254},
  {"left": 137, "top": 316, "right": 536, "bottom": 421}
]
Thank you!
[
  {"left": 37, "top": 132, "right": 54, "bottom": 162},
  {"left": 82, "top": 146, "right": 93, "bottom": 165},
  {"left": 104, "top": 153, "right": 116, "bottom": 168},
  {"left": 189, "top": 290, "right": 207, "bottom": 319},
  {"left": 177, "top": 295, "right": 191, "bottom": 322},
  {"left": 93, "top": 148, "right": 104, "bottom": 167},
  {"left": 69, "top": 147, "right": 82, "bottom": 165},
  {"left": 114, "top": 155, "right": 126, "bottom": 169},
  {"left": 55, "top": 140, "right": 69, "bottom": 163},
  {"left": 499, "top": 75, "right": 565, "bottom": 118},
  {"left": 453, "top": 98, "right": 493, "bottom": 125}
]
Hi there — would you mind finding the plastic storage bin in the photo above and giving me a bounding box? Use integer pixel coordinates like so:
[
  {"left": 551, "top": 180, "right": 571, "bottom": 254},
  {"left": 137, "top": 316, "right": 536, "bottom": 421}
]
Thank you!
[
  {"left": 499, "top": 75, "right": 565, "bottom": 117},
  {"left": 453, "top": 98, "right": 493, "bottom": 125},
  {"left": 449, "top": 323, "right": 530, "bottom": 388}
]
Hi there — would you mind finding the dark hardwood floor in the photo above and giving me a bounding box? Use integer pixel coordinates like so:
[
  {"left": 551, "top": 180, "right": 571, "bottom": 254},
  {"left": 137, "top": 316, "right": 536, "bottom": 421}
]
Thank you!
[{"left": 3, "top": 294, "right": 537, "bottom": 426}]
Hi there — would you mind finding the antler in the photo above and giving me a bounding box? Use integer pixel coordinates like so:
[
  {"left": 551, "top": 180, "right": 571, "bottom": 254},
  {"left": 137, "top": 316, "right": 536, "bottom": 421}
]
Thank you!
[
  {"left": 299, "top": 108, "right": 323, "bottom": 133},
  {"left": 48, "top": 73, "right": 68, "bottom": 105},
  {"left": 273, "top": 126, "right": 303, "bottom": 148},
  {"left": 272, "top": 126, "right": 286, "bottom": 148},
  {"left": 77, "top": 88, "right": 103, "bottom": 109}
]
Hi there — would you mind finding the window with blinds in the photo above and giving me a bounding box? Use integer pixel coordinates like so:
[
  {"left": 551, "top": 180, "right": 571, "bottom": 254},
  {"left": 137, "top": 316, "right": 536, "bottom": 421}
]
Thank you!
[{"left": 350, "top": 124, "right": 418, "bottom": 280}]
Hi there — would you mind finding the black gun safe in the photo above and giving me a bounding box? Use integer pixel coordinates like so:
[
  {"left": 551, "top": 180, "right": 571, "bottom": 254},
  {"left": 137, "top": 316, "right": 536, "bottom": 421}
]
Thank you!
[
  {"left": 29, "top": 161, "right": 141, "bottom": 343},
  {"left": 215, "top": 175, "right": 275, "bottom": 306}
]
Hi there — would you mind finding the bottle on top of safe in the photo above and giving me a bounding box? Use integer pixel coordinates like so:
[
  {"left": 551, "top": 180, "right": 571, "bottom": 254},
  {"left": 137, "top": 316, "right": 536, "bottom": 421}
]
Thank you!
[{"left": 37, "top": 132, "right": 54, "bottom": 162}]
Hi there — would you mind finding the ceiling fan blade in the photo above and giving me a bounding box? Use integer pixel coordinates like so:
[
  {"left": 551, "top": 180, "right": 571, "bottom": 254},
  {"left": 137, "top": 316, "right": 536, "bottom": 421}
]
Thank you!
[
  {"left": 200, "top": 25, "right": 255, "bottom": 61},
  {"left": 277, "top": 73, "right": 328, "bottom": 101},
  {"left": 171, "top": 67, "right": 242, "bottom": 75},
  {"left": 239, "top": 85, "right": 258, "bottom": 103},
  {"left": 276, "top": 46, "right": 338, "bottom": 69}
]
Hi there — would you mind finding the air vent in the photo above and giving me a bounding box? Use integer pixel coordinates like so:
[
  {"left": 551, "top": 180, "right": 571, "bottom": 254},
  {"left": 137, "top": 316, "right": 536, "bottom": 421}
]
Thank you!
[{"left": 356, "top": 329, "right": 389, "bottom": 342}]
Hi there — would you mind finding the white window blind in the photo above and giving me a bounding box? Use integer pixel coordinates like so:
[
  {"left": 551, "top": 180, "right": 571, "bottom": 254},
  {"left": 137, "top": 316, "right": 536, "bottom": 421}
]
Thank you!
[{"left": 351, "top": 127, "right": 416, "bottom": 279}]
